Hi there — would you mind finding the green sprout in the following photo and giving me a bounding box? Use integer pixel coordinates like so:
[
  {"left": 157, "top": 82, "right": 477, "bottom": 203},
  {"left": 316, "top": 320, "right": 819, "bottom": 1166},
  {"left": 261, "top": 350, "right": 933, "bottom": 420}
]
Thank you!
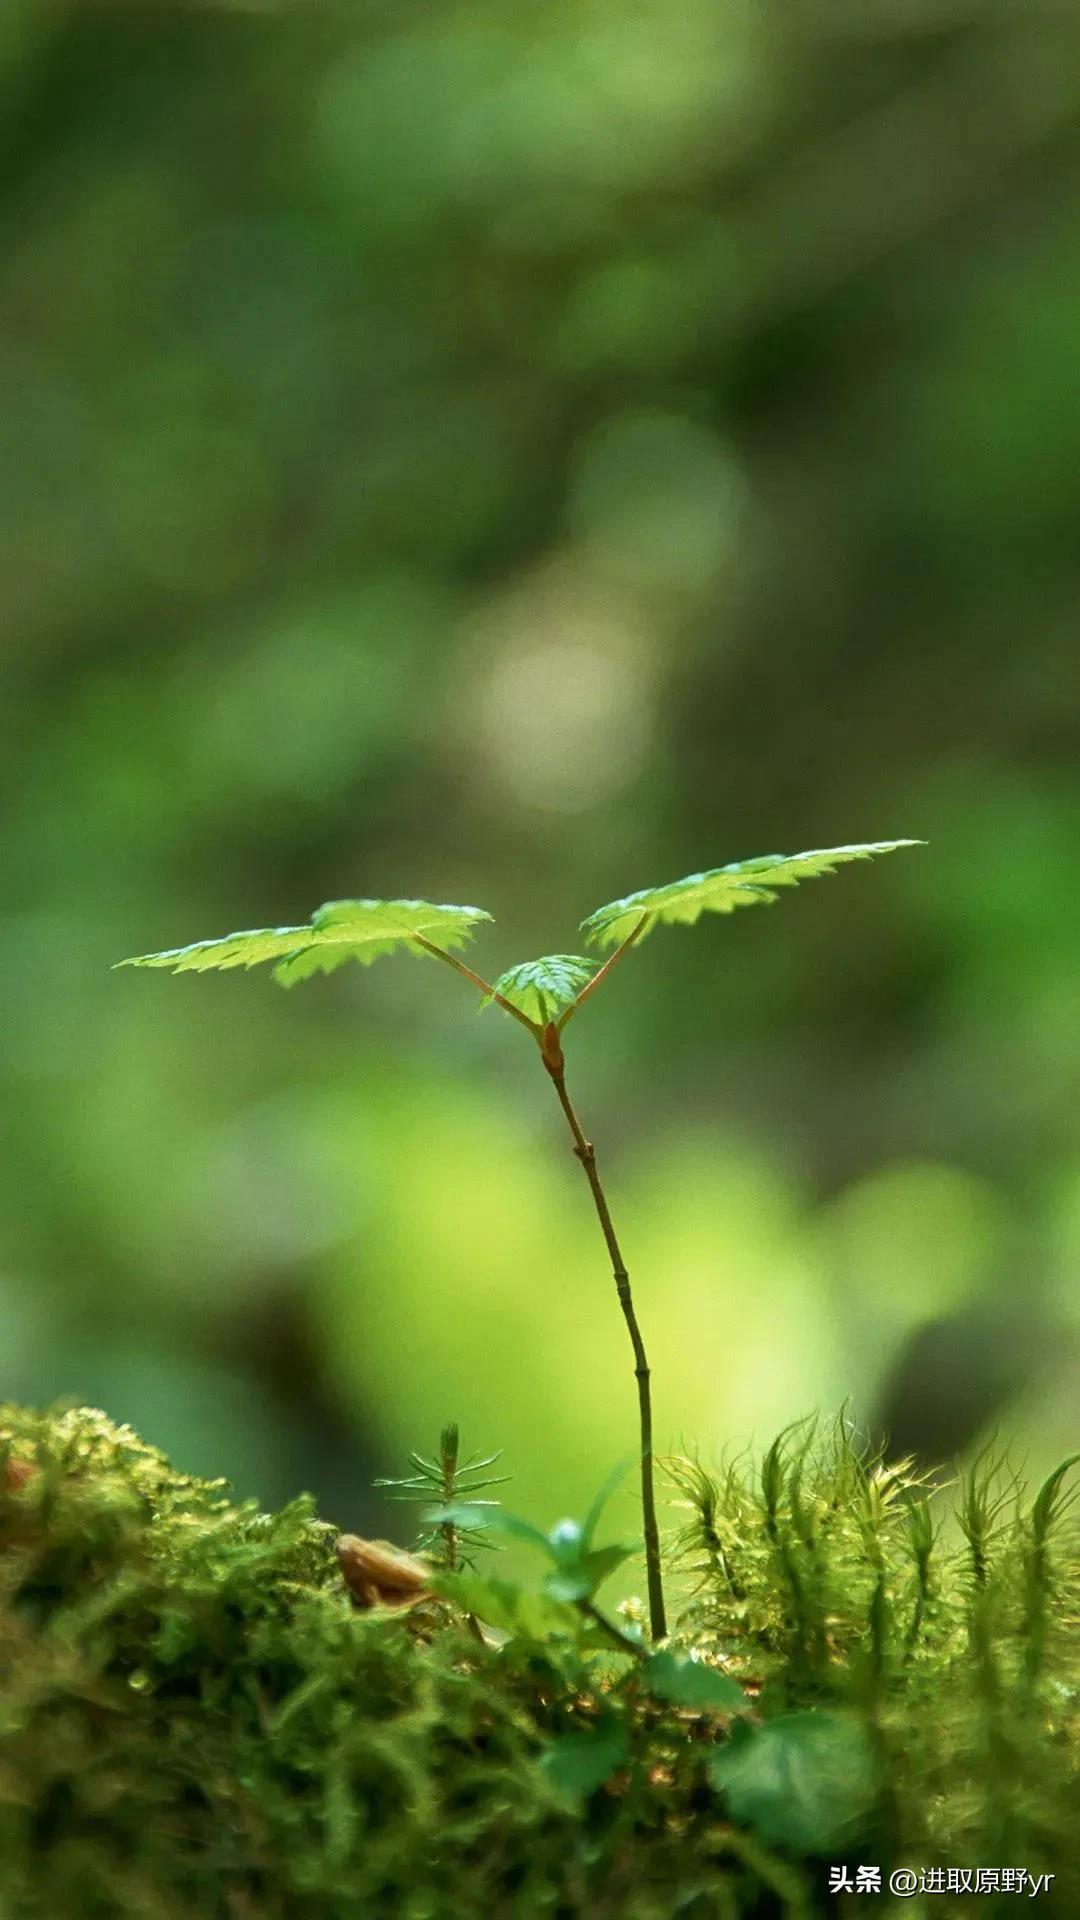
[
  {"left": 117, "top": 839, "right": 921, "bottom": 1639},
  {"left": 374, "top": 1422, "right": 508, "bottom": 1571},
  {"left": 429, "top": 1459, "right": 646, "bottom": 1659}
]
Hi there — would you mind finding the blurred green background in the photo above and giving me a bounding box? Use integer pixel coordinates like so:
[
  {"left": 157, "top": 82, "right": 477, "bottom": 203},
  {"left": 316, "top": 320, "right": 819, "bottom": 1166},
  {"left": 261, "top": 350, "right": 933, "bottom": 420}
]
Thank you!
[{"left": 2, "top": 0, "right": 1078, "bottom": 1550}]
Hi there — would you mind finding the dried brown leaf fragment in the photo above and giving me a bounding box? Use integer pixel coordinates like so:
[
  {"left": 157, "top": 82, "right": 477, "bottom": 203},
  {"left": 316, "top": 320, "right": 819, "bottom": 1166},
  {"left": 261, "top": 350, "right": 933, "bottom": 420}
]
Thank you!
[{"left": 337, "top": 1534, "right": 432, "bottom": 1610}]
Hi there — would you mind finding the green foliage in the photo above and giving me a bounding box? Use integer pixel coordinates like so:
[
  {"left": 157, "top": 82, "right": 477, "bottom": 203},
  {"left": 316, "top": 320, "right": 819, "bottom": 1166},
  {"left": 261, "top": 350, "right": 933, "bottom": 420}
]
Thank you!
[
  {"left": 541, "top": 1721, "right": 629, "bottom": 1805},
  {"left": 117, "top": 847, "right": 919, "bottom": 1006},
  {"left": 643, "top": 1648, "right": 747, "bottom": 1712},
  {"left": 116, "top": 845, "right": 919, "bottom": 1650},
  {"left": 668, "top": 1417, "right": 1079, "bottom": 1891},
  {"left": 581, "top": 842, "right": 922, "bottom": 949},
  {"left": 433, "top": 1481, "right": 748, "bottom": 1804},
  {"left": 544, "top": 1527, "right": 639, "bottom": 1606},
  {"left": 116, "top": 897, "right": 493, "bottom": 985},
  {"left": 484, "top": 954, "right": 596, "bottom": 1023},
  {"left": 708, "top": 1712, "right": 880, "bottom": 1856},
  {"left": 432, "top": 1506, "right": 641, "bottom": 1633},
  {"left": 373, "top": 1421, "right": 508, "bottom": 1568},
  {"left": 955, "top": 1439, "right": 1020, "bottom": 1588},
  {"left": 9, "top": 0, "right": 1080, "bottom": 1724},
  {"left": 1030, "top": 1452, "right": 1080, "bottom": 1545},
  {"left": 1023, "top": 1454, "right": 1080, "bottom": 1691},
  {"left": 434, "top": 1567, "right": 582, "bottom": 1644},
  {"left": 1, "top": 1404, "right": 1076, "bottom": 1920},
  {"left": 472, "top": 1462, "right": 641, "bottom": 1606}
]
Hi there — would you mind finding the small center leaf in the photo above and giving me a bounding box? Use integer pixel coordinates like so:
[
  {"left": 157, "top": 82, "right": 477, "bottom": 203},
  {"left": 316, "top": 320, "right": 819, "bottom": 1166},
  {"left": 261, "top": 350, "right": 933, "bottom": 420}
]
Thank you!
[{"left": 485, "top": 955, "right": 596, "bottom": 1024}]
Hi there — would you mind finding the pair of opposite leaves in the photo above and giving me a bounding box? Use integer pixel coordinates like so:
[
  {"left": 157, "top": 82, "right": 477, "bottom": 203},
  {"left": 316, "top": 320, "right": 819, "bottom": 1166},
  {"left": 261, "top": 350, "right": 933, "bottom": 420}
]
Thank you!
[{"left": 117, "top": 841, "right": 920, "bottom": 1027}]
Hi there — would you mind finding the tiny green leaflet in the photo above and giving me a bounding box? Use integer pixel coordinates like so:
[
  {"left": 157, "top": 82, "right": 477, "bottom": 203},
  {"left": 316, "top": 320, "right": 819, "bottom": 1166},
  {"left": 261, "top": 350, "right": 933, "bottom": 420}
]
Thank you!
[{"left": 483, "top": 955, "right": 596, "bottom": 1025}]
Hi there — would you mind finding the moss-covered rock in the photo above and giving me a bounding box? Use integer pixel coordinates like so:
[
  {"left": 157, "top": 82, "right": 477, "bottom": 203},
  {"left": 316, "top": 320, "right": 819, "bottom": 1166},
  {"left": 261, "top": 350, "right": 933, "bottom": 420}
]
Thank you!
[{"left": 1, "top": 1407, "right": 1075, "bottom": 1918}]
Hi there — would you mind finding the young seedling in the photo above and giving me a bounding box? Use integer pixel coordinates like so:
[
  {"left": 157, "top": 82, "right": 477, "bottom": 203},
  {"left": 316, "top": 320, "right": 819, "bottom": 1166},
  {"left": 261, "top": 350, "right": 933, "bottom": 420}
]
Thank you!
[
  {"left": 431, "top": 1460, "right": 647, "bottom": 1659},
  {"left": 374, "top": 1422, "right": 509, "bottom": 1571},
  {"left": 118, "top": 839, "right": 920, "bottom": 1640}
]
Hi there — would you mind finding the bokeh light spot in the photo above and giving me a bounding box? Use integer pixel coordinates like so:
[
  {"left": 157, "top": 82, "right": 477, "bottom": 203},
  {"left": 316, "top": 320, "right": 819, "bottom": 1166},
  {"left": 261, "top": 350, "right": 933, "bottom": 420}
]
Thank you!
[{"left": 568, "top": 410, "right": 751, "bottom": 593}]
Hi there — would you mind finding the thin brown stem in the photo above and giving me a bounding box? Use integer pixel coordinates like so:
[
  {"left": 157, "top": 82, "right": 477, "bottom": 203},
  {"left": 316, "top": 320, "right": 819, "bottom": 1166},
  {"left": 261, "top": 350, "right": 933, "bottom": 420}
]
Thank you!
[
  {"left": 418, "top": 926, "right": 664, "bottom": 1633},
  {"left": 558, "top": 913, "right": 650, "bottom": 1031},
  {"left": 545, "top": 1064, "right": 667, "bottom": 1641},
  {"left": 413, "top": 937, "right": 539, "bottom": 1036}
]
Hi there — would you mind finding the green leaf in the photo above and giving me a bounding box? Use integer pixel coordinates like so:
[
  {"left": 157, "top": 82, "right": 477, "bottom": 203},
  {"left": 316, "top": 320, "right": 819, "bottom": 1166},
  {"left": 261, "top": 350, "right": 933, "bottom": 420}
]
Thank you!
[
  {"left": 543, "top": 1542, "right": 638, "bottom": 1604},
  {"left": 644, "top": 1650, "right": 747, "bottom": 1713},
  {"left": 580, "top": 1541, "right": 638, "bottom": 1591},
  {"left": 537, "top": 1498, "right": 638, "bottom": 1602},
  {"left": 115, "top": 898, "right": 493, "bottom": 986},
  {"left": 707, "top": 1711, "right": 880, "bottom": 1856},
  {"left": 433, "top": 1569, "right": 579, "bottom": 1643},
  {"left": 273, "top": 943, "right": 380, "bottom": 987},
  {"left": 468, "top": 1508, "right": 554, "bottom": 1556},
  {"left": 581, "top": 1459, "right": 633, "bottom": 1547},
  {"left": 581, "top": 842, "right": 922, "bottom": 949},
  {"left": 485, "top": 955, "right": 595, "bottom": 1023},
  {"left": 541, "top": 1722, "right": 629, "bottom": 1803}
]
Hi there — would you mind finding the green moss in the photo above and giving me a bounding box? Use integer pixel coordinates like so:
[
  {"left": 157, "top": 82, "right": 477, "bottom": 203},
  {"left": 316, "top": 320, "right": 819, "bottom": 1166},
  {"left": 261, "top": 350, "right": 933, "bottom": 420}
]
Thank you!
[{"left": 1, "top": 1407, "right": 1076, "bottom": 1918}]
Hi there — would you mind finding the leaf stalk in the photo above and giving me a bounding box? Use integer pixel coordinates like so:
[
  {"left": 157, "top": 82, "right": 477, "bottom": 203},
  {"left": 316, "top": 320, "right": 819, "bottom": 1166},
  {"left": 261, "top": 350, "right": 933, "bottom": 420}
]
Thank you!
[
  {"left": 413, "top": 936, "right": 539, "bottom": 1035},
  {"left": 558, "top": 913, "right": 650, "bottom": 1031}
]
